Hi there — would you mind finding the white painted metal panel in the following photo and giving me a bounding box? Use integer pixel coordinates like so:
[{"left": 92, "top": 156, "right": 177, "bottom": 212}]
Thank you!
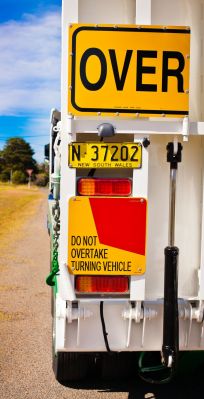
[
  {"left": 146, "top": 135, "right": 203, "bottom": 299},
  {"left": 59, "top": 0, "right": 78, "bottom": 300},
  {"left": 61, "top": 0, "right": 204, "bottom": 300},
  {"left": 55, "top": 300, "right": 204, "bottom": 351},
  {"left": 79, "top": 0, "right": 136, "bottom": 24},
  {"left": 55, "top": 0, "right": 204, "bottom": 352}
]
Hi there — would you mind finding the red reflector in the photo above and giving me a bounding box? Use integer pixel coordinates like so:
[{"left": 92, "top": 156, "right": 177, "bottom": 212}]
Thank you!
[
  {"left": 78, "top": 179, "right": 132, "bottom": 196},
  {"left": 75, "top": 276, "right": 129, "bottom": 293}
]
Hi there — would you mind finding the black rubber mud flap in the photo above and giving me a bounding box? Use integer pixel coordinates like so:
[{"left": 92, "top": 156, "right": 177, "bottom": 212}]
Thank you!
[
  {"left": 53, "top": 352, "right": 91, "bottom": 384},
  {"left": 101, "top": 352, "right": 136, "bottom": 380}
]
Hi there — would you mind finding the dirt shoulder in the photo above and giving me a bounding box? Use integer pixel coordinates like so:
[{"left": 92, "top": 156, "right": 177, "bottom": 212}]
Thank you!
[{"left": 0, "top": 187, "right": 53, "bottom": 398}]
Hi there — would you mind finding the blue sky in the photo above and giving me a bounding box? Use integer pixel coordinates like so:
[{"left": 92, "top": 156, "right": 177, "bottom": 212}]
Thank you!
[{"left": 0, "top": 0, "right": 61, "bottom": 162}]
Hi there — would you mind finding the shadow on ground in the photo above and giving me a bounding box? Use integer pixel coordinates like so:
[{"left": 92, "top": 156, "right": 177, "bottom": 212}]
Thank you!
[{"left": 61, "top": 363, "right": 204, "bottom": 399}]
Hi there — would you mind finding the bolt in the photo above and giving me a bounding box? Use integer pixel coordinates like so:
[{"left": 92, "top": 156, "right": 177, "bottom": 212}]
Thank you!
[
  {"left": 135, "top": 113, "right": 140, "bottom": 117},
  {"left": 97, "top": 112, "right": 101, "bottom": 116},
  {"left": 161, "top": 113, "right": 166, "bottom": 117},
  {"left": 69, "top": 86, "right": 72, "bottom": 90},
  {"left": 183, "top": 135, "right": 189, "bottom": 142},
  {"left": 186, "top": 54, "right": 190, "bottom": 59},
  {"left": 143, "top": 138, "right": 150, "bottom": 148},
  {"left": 70, "top": 52, "right": 74, "bottom": 56},
  {"left": 116, "top": 112, "right": 119, "bottom": 116},
  {"left": 185, "top": 89, "right": 189, "bottom": 94},
  {"left": 137, "top": 267, "right": 142, "bottom": 272}
]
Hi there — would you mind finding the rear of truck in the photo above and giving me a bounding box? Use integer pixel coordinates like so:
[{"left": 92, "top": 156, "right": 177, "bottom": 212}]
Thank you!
[{"left": 46, "top": 0, "right": 204, "bottom": 385}]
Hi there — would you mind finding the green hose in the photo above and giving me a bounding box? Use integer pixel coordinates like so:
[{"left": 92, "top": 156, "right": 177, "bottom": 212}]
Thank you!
[
  {"left": 138, "top": 352, "right": 175, "bottom": 384},
  {"left": 46, "top": 249, "right": 59, "bottom": 287}
]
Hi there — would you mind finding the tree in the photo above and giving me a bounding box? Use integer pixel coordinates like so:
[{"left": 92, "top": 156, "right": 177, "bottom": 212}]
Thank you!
[
  {"left": 0, "top": 150, "right": 4, "bottom": 174},
  {"left": 0, "top": 138, "right": 38, "bottom": 180},
  {"left": 12, "top": 170, "right": 27, "bottom": 184}
]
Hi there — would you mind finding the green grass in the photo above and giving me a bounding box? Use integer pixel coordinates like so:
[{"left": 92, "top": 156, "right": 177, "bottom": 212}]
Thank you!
[{"left": 0, "top": 184, "right": 44, "bottom": 251}]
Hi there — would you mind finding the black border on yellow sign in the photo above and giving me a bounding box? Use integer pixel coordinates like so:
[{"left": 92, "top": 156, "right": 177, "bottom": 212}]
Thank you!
[{"left": 71, "top": 26, "right": 190, "bottom": 116}]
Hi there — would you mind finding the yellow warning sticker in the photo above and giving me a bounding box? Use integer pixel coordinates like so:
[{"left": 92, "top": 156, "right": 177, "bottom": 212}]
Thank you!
[{"left": 68, "top": 197, "right": 147, "bottom": 275}]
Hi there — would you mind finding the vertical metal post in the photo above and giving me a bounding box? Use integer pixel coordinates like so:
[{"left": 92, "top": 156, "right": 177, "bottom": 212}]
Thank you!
[
  {"left": 136, "top": 0, "right": 151, "bottom": 25},
  {"left": 168, "top": 168, "right": 177, "bottom": 247},
  {"left": 198, "top": 153, "right": 204, "bottom": 300},
  {"left": 28, "top": 175, "right": 31, "bottom": 189},
  {"left": 132, "top": 0, "right": 151, "bottom": 302},
  {"left": 58, "top": 0, "right": 78, "bottom": 301},
  {"left": 162, "top": 142, "right": 182, "bottom": 369}
]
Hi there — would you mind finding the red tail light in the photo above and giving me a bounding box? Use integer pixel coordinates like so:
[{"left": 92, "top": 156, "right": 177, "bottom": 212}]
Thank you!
[
  {"left": 78, "top": 178, "right": 132, "bottom": 196},
  {"left": 75, "top": 276, "right": 129, "bottom": 293}
]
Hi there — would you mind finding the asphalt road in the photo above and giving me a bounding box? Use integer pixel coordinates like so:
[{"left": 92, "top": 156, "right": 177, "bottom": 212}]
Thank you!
[{"left": 0, "top": 191, "right": 204, "bottom": 399}]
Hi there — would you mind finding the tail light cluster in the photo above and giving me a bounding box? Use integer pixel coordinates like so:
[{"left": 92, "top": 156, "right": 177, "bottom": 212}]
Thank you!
[
  {"left": 78, "top": 178, "right": 132, "bottom": 196},
  {"left": 75, "top": 276, "right": 129, "bottom": 294}
]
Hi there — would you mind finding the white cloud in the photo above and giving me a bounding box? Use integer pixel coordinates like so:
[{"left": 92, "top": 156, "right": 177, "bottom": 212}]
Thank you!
[{"left": 0, "top": 11, "right": 61, "bottom": 115}]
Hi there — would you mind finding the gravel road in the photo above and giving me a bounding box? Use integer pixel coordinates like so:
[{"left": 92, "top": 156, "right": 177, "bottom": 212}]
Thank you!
[{"left": 0, "top": 190, "right": 204, "bottom": 399}]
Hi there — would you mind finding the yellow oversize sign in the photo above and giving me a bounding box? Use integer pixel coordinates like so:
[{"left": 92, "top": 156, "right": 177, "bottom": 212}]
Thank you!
[{"left": 68, "top": 24, "right": 190, "bottom": 118}]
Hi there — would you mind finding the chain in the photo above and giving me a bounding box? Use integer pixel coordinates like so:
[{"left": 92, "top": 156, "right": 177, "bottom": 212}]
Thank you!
[
  {"left": 46, "top": 200, "right": 60, "bottom": 287},
  {"left": 52, "top": 199, "right": 60, "bottom": 252}
]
